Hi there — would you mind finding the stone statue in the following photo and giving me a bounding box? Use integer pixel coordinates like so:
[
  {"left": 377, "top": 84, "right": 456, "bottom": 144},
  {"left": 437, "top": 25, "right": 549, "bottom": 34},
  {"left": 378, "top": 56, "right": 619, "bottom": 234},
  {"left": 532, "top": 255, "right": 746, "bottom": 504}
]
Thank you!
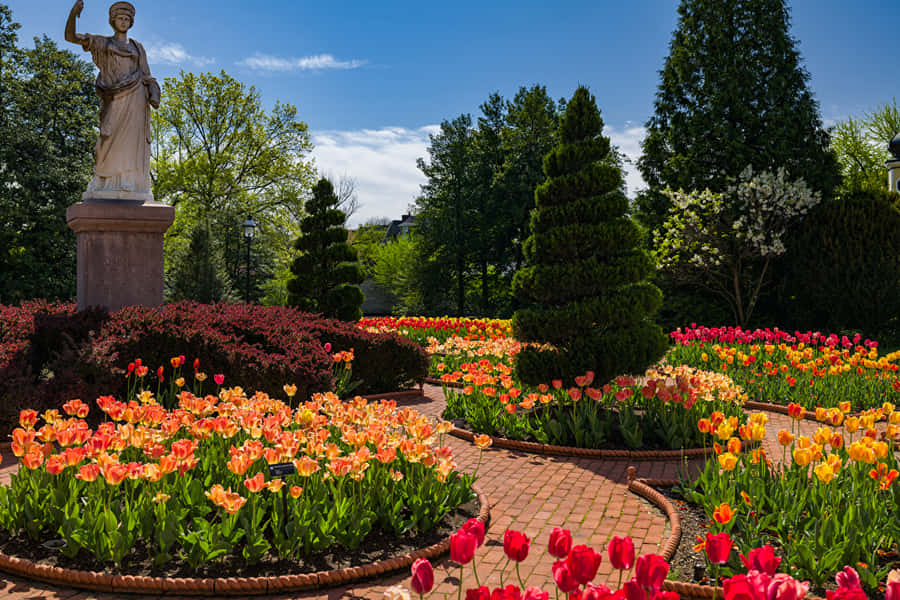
[{"left": 65, "top": 0, "right": 159, "bottom": 200}]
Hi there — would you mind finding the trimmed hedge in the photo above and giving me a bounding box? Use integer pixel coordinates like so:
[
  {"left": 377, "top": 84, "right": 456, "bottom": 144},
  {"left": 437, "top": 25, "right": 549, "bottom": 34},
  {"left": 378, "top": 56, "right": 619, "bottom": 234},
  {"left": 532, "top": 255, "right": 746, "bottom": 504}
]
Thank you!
[{"left": 0, "top": 301, "right": 428, "bottom": 434}]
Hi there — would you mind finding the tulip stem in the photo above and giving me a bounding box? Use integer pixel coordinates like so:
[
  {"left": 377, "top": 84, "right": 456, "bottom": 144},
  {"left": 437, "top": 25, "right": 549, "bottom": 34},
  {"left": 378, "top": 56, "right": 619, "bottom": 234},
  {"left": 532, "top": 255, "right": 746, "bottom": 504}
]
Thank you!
[
  {"left": 617, "top": 569, "right": 623, "bottom": 590},
  {"left": 712, "top": 564, "right": 719, "bottom": 600},
  {"left": 500, "top": 558, "right": 509, "bottom": 587},
  {"left": 458, "top": 565, "right": 464, "bottom": 600},
  {"left": 516, "top": 562, "right": 525, "bottom": 589},
  {"left": 472, "top": 556, "right": 480, "bottom": 586}
]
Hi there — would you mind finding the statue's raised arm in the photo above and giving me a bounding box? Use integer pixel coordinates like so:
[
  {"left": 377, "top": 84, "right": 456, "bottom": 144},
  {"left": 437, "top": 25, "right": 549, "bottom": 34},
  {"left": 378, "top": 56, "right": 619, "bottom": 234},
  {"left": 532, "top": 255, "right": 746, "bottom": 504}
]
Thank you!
[
  {"left": 64, "top": 0, "right": 87, "bottom": 45},
  {"left": 65, "top": 1, "right": 160, "bottom": 201}
]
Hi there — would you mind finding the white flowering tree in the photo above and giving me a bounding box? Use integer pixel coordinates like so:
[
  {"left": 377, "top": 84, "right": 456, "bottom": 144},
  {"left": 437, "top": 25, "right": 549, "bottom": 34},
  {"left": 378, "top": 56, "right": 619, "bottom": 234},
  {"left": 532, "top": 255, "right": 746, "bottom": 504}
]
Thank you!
[{"left": 653, "top": 166, "right": 821, "bottom": 327}]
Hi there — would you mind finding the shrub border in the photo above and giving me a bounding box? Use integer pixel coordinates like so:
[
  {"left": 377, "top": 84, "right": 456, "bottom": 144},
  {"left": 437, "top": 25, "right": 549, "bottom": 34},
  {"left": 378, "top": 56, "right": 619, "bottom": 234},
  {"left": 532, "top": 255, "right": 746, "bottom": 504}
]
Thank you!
[{"left": 0, "top": 485, "right": 489, "bottom": 595}]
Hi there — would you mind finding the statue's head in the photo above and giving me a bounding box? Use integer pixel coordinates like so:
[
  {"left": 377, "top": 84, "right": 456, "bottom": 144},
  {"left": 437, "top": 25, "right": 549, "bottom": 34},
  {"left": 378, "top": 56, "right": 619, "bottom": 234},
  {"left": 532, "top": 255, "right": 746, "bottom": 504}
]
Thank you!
[{"left": 108, "top": 1, "right": 135, "bottom": 32}]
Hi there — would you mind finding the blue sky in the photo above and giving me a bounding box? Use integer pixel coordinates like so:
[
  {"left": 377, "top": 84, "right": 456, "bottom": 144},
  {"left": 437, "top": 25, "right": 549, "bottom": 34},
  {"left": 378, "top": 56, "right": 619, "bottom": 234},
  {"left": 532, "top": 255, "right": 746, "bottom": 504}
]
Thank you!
[{"left": 6, "top": 1, "right": 899, "bottom": 226}]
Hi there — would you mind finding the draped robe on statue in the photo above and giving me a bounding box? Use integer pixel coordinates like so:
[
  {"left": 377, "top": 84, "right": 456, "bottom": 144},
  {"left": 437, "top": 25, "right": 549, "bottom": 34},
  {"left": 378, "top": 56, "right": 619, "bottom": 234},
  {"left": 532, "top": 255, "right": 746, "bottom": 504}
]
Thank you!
[{"left": 79, "top": 34, "right": 157, "bottom": 196}]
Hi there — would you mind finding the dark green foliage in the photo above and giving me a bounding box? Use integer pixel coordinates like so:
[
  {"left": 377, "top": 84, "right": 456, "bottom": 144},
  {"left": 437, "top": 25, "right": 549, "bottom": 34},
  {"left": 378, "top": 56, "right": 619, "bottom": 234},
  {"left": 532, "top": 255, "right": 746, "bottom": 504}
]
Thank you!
[
  {"left": 784, "top": 189, "right": 900, "bottom": 337},
  {"left": 287, "top": 179, "right": 364, "bottom": 321},
  {"left": 414, "top": 86, "right": 561, "bottom": 317},
  {"left": 0, "top": 7, "right": 97, "bottom": 302},
  {"left": 513, "top": 87, "right": 668, "bottom": 386},
  {"left": 165, "top": 225, "right": 238, "bottom": 303},
  {"left": 636, "top": 0, "right": 840, "bottom": 231}
]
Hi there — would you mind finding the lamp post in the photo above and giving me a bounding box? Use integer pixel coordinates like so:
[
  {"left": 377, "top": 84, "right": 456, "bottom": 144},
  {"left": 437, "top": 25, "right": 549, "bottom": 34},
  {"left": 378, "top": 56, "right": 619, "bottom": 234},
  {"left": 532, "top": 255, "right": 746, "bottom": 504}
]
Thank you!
[{"left": 242, "top": 215, "right": 257, "bottom": 303}]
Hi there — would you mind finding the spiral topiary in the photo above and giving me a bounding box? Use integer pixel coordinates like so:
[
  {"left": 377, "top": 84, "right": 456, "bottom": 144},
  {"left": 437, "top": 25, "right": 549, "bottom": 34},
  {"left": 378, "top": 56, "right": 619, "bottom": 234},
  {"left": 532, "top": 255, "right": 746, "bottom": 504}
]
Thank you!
[
  {"left": 287, "top": 178, "right": 364, "bottom": 321},
  {"left": 512, "top": 86, "right": 668, "bottom": 385}
]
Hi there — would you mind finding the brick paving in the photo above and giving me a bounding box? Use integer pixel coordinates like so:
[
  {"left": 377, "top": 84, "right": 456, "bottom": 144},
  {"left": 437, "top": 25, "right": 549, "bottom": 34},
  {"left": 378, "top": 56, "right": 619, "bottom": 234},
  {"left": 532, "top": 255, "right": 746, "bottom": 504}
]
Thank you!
[{"left": 0, "top": 385, "right": 822, "bottom": 599}]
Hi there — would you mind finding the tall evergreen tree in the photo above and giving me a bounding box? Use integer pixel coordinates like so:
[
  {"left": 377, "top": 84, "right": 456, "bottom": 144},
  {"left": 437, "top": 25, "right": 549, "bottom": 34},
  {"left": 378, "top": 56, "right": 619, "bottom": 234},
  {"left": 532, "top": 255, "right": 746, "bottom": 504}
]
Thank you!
[
  {"left": 287, "top": 178, "right": 364, "bottom": 321},
  {"left": 165, "top": 225, "right": 238, "bottom": 303},
  {"left": 415, "top": 114, "right": 477, "bottom": 316},
  {"left": 513, "top": 87, "right": 668, "bottom": 385},
  {"left": 636, "top": 0, "right": 840, "bottom": 231}
]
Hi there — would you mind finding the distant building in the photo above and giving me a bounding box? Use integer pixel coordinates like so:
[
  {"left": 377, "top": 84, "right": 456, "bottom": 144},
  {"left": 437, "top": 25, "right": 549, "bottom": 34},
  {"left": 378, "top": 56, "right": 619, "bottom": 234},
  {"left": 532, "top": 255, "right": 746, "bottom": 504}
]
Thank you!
[
  {"left": 355, "top": 213, "right": 417, "bottom": 315},
  {"left": 384, "top": 214, "right": 416, "bottom": 240}
]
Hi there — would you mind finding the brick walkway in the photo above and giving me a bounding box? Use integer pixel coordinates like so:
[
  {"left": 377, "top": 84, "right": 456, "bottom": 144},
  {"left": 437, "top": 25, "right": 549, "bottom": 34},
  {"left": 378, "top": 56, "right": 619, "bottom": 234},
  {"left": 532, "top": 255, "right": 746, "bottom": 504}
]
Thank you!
[{"left": 0, "top": 385, "right": 816, "bottom": 599}]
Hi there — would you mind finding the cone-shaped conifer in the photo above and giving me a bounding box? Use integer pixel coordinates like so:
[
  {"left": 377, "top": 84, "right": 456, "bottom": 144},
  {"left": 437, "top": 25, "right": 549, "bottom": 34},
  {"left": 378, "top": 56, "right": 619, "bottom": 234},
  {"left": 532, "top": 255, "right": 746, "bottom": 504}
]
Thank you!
[{"left": 513, "top": 87, "right": 668, "bottom": 385}]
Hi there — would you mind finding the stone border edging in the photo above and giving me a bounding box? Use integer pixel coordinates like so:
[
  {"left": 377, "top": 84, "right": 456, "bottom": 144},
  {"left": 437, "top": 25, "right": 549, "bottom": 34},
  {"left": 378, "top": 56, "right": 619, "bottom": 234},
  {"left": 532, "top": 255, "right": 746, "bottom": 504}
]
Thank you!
[
  {"left": 0, "top": 485, "right": 490, "bottom": 596},
  {"left": 625, "top": 468, "right": 681, "bottom": 562},
  {"left": 449, "top": 426, "right": 712, "bottom": 461},
  {"left": 361, "top": 389, "right": 425, "bottom": 402}
]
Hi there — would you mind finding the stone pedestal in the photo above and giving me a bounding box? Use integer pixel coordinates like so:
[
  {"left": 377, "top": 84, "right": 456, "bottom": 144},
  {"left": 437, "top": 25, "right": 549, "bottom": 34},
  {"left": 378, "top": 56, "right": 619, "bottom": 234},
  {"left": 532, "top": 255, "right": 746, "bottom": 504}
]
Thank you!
[{"left": 66, "top": 199, "right": 175, "bottom": 312}]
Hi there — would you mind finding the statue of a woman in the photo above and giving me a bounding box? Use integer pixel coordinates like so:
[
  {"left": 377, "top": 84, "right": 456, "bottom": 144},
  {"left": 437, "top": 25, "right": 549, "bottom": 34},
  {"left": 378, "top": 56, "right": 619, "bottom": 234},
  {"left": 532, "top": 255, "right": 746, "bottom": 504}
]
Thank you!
[{"left": 65, "top": 0, "right": 159, "bottom": 199}]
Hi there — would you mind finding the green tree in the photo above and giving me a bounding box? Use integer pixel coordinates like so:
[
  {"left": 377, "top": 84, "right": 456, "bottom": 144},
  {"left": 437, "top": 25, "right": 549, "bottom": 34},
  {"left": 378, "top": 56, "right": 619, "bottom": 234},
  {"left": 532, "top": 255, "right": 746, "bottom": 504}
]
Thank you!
[
  {"left": 653, "top": 167, "right": 821, "bottom": 327},
  {"left": 831, "top": 98, "right": 900, "bottom": 194},
  {"left": 152, "top": 70, "right": 314, "bottom": 303},
  {"left": 165, "top": 224, "right": 238, "bottom": 303},
  {"left": 513, "top": 86, "right": 667, "bottom": 385},
  {"left": 371, "top": 234, "right": 425, "bottom": 315},
  {"left": 636, "top": 0, "right": 839, "bottom": 231},
  {"left": 0, "top": 5, "right": 96, "bottom": 303},
  {"left": 415, "top": 114, "right": 477, "bottom": 316},
  {"left": 287, "top": 178, "right": 364, "bottom": 321},
  {"left": 499, "top": 86, "right": 561, "bottom": 272}
]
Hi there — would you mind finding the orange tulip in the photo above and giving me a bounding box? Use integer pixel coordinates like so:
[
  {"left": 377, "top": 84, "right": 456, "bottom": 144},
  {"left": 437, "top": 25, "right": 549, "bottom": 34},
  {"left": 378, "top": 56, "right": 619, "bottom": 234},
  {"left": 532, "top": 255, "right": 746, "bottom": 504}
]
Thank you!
[
  {"left": 713, "top": 502, "right": 734, "bottom": 524},
  {"left": 243, "top": 472, "right": 266, "bottom": 493}
]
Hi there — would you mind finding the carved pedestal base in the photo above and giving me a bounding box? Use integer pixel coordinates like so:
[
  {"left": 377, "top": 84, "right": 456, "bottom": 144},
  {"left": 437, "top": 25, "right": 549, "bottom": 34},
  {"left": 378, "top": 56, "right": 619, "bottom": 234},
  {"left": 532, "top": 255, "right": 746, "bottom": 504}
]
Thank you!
[{"left": 66, "top": 198, "right": 175, "bottom": 312}]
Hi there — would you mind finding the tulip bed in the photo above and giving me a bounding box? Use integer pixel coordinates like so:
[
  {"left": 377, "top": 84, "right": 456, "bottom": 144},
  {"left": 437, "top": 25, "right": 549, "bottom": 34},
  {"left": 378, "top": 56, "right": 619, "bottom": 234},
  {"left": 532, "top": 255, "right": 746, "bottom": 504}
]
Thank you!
[
  {"left": 681, "top": 402, "right": 900, "bottom": 593},
  {"left": 669, "top": 326, "right": 900, "bottom": 410},
  {"left": 359, "top": 316, "right": 512, "bottom": 345},
  {"left": 440, "top": 361, "right": 746, "bottom": 450},
  {"left": 388, "top": 522, "right": 856, "bottom": 600},
  {"left": 0, "top": 367, "right": 473, "bottom": 570}
]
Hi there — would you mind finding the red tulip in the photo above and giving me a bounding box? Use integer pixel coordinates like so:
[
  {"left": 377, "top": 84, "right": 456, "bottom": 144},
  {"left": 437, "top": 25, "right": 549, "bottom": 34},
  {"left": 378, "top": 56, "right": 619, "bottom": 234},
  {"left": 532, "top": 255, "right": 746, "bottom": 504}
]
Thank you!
[
  {"left": 450, "top": 529, "right": 477, "bottom": 565},
  {"left": 552, "top": 560, "right": 580, "bottom": 593},
  {"left": 705, "top": 532, "right": 732, "bottom": 565},
  {"left": 410, "top": 558, "right": 434, "bottom": 595},
  {"left": 581, "top": 584, "right": 614, "bottom": 600},
  {"left": 653, "top": 592, "right": 680, "bottom": 600},
  {"left": 214, "top": 373, "right": 225, "bottom": 385},
  {"left": 634, "top": 554, "right": 669, "bottom": 592},
  {"left": 826, "top": 588, "right": 866, "bottom": 600},
  {"left": 504, "top": 530, "right": 530, "bottom": 562},
  {"left": 567, "top": 545, "right": 602, "bottom": 585},
  {"left": 522, "top": 588, "right": 548, "bottom": 600},
  {"left": 608, "top": 536, "right": 635, "bottom": 570},
  {"left": 467, "top": 587, "right": 491, "bottom": 600},
  {"left": 740, "top": 545, "right": 781, "bottom": 577},
  {"left": 548, "top": 527, "right": 572, "bottom": 559},
  {"left": 723, "top": 575, "right": 756, "bottom": 600},
  {"left": 463, "top": 517, "right": 486, "bottom": 547},
  {"left": 622, "top": 579, "right": 644, "bottom": 600},
  {"left": 886, "top": 580, "right": 900, "bottom": 600},
  {"left": 835, "top": 567, "right": 861, "bottom": 590},
  {"left": 767, "top": 573, "right": 809, "bottom": 600},
  {"left": 491, "top": 585, "right": 522, "bottom": 600}
]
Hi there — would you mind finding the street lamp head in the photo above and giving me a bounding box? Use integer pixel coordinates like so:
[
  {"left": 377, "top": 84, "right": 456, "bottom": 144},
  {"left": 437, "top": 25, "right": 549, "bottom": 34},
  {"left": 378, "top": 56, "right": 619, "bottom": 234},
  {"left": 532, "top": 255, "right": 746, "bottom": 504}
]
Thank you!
[{"left": 243, "top": 215, "right": 257, "bottom": 240}]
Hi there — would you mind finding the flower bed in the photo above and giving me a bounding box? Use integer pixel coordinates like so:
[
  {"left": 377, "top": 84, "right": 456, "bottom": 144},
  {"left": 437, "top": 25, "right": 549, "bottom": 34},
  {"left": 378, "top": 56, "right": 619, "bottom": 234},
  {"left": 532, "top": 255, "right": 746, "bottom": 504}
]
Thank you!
[
  {"left": 681, "top": 403, "right": 900, "bottom": 594},
  {"left": 0, "top": 301, "right": 429, "bottom": 435},
  {"left": 0, "top": 381, "right": 473, "bottom": 573},
  {"left": 441, "top": 363, "right": 746, "bottom": 451},
  {"left": 668, "top": 325, "right": 900, "bottom": 410},
  {"left": 360, "top": 317, "right": 512, "bottom": 345}
]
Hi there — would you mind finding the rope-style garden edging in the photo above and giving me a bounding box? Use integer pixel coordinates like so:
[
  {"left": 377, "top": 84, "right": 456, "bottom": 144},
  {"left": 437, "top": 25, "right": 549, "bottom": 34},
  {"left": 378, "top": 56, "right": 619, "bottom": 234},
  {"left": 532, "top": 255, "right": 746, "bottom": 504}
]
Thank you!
[{"left": 0, "top": 485, "right": 490, "bottom": 596}]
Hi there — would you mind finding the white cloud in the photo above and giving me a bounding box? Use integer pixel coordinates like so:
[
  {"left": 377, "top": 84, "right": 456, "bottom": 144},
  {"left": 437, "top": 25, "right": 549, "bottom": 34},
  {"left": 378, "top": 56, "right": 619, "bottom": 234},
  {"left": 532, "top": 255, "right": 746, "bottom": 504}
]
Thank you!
[
  {"left": 313, "top": 123, "right": 647, "bottom": 229},
  {"left": 605, "top": 123, "right": 648, "bottom": 197},
  {"left": 145, "top": 42, "right": 213, "bottom": 67},
  {"left": 311, "top": 127, "right": 433, "bottom": 228},
  {"left": 238, "top": 53, "right": 367, "bottom": 72}
]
